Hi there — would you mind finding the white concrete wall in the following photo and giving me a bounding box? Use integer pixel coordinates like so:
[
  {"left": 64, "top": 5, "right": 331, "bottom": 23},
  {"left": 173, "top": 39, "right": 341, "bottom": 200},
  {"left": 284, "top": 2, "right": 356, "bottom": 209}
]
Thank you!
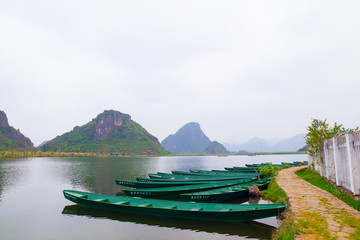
[
  {"left": 317, "top": 132, "right": 360, "bottom": 195},
  {"left": 347, "top": 132, "right": 360, "bottom": 195},
  {"left": 323, "top": 140, "right": 336, "bottom": 182}
]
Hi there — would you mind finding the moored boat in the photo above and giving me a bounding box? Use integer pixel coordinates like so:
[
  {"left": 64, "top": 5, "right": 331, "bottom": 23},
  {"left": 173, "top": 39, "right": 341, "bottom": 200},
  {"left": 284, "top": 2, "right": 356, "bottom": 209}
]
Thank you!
[
  {"left": 122, "top": 179, "right": 253, "bottom": 200},
  {"left": 213, "top": 168, "right": 257, "bottom": 173},
  {"left": 156, "top": 170, "right": 259, "bottom": 177},
  {"left": 63, "top": 190, "right": 286, "bottom": 222},
  {"left": 136, "top": 175, "right": 256, "bottom": 182},
  {"left": 115, "top": 177, "right": 256, "bottom": 188},
  {"left": 170, "top": 170, "right": 260, "bottom": 178},
  {"left": 180, "top": 178, "right": 271, "bottom": 202},
  {"left": 190, "top": 169, "right": 260, "bottom": 175},
  {"left": 227, "top": 167, "right": 260, "bottom": 171},
  {"left": 115, "top": 179, "right": 210, "bottom": 188}
]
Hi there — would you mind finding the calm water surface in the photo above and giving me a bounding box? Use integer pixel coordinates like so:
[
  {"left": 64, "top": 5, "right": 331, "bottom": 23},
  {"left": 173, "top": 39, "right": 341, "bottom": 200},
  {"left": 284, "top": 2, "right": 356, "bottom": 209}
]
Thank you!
[{"left": 0, "top": 154, "right": 307, "bottom": 240}]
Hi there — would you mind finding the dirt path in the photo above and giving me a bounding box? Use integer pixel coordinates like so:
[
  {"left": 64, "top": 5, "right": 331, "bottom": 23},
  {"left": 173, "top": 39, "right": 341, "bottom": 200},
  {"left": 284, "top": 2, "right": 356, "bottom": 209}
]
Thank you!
[{"left": 276, "top": 166, "right": 360, "bottom": 239}]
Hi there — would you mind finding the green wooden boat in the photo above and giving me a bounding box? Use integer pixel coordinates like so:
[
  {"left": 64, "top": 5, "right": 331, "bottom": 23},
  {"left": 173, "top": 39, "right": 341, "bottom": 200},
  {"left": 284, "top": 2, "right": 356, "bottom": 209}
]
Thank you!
[
  {"left": 189, "top": 169, "right": 262, "bottom": 176},
  {"left": 226, "top": 167, "right": 260, "bottom": 171},
  {"left": 246, "top": 163, "right": 284, "bottom": 168},
  {"left": 115, "top": 177, "right": 256, "bottom": 188},
  {"left": 115, "top": 179, "right": 208, "bottom": 188},
  {"left": 122, "top": 179, "right": 254, "bottom": 200},
  {"left": 63, "top": 190, "right": 286, "bottom": 222},
  {"left": 215, "top": 168, "right": 256, "bottom": 173},
  {"left": 149, "top": 171, "right": 259, "bottom": 179},
  {"left": 281, "top": 162, "right": 303, "bottom": 166},
  {"left": 170, "top": 170, "right": 260, "bottom": 178},
  {"left": 180, "top": 178, "right": 271, "bottom": 202},
  {"left": 137, "top": 175, "right": 255, "bottom": 182}
]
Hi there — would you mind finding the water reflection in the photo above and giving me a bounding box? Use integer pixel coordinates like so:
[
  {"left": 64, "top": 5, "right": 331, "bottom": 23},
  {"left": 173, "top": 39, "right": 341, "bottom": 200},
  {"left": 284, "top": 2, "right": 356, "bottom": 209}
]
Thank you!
[
  {"left": 0, "top": 155, "right": 307, "bottom": 240},
  {"left": 49, "top": 155, "right": 308, "bottom": 196},
  {"left": 0, "top": 158, "right": 30, "bottom": 201},
  {"left": 62, "top": 204, "right": 275, "bottom": 239}
]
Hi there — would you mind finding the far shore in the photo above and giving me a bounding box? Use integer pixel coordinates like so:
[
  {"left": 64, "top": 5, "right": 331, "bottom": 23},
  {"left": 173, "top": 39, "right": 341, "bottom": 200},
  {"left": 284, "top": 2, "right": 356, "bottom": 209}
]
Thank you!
[{"left": 0, "top": 150, "right": 307, "bottom": 159}]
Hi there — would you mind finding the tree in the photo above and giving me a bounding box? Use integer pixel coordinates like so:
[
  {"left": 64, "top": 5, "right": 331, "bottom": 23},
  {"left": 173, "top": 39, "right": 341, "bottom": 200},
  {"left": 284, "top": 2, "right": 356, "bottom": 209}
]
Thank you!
[{"left": 306, "top": 119, "right": 358, "bottom": 167}]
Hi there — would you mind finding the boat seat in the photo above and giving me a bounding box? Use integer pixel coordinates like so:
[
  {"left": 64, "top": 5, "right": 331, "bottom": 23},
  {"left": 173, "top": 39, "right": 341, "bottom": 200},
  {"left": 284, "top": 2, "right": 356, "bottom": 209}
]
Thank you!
[
  {"left": 138, "top": 203, "right": 152, "bottom": 207},
  {"left": 94, "top": 198, "right": 109, "bottom": 202},
  {"left": 220, "top": 208, "right": 232, "bottom": 211},
  {"left": 190, "top": 207, "right": 203, "bottom": 211},
  {"left": 163, "top": 205, "right": 177, "bottom": 209},
  {"left": 114, "top": 201, "right": 130, "bottom": 205},
  {"left": 73, "top": 193, "right": 88, "bottom": 199}
]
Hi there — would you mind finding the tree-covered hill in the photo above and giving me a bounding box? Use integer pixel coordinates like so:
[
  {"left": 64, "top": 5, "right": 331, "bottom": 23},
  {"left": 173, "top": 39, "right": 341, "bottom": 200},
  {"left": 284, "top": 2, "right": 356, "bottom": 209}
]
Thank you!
[
  {"left": 0, "top": 110, "right": 34, "bottom": 151},
  {"left": 40, "top": 110, "right": 168, "bottom": 154}
]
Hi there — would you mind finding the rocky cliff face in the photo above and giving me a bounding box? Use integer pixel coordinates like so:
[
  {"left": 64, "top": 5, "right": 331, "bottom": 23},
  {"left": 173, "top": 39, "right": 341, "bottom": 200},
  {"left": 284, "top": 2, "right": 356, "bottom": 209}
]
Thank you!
[
  {"left": 0, "top": 111, "right": 9, "bottom": 127},
  {"left": 0, "top": 110, "right": 34, "bottom": 150},
  {"left": 94, "top": 110, "right": 131, "bottom": 140}
]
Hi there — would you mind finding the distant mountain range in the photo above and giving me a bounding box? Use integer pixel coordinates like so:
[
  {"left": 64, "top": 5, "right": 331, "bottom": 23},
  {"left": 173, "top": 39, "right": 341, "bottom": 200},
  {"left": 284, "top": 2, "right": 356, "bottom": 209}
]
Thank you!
[
  {"left": 41, "top": 110, "right": 168, "bottom": 154},
  {"left": 0, "top": 109, "right": 306, "bottom": 155},
  {"left": 0, "top": 110, "right": 34, "bottom": 150},
  {"left": 222, "top": 134, "right": 306, "bottom": 152}
]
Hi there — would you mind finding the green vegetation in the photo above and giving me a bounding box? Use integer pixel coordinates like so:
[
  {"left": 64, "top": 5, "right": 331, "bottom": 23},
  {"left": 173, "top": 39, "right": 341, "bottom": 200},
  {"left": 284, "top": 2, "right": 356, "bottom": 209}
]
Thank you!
[
  {"left": 338, "top": 211, "right": 360, "bottom": 239},
  {"left": 259, "top": 164, "right": 282, "bottom": 178},
  {"left": 0, "top": 126, "right": 33, "bottom": 151},
  {"left": 261, "top": 173, "right": 296, "bottom": 239},
  {"left": 272, "top": 212, "right": 298, "bottom": 240},
  {"left": 297, "top": 211, "right": 335, "bottom": 239},
  {"left": 296, "top": 168, "right": 360, "bottom": 211},
  {"left": 262, "top": 178, "right": 288, "bottom": 204},
  {"left": 0, "top": 150, "right": 109, "bottom": 158},
  {"left": 265, "top": 162, "right": 360, "bottom": 239},
  {"left": 41, "top": 111, "right": 168, "bottom": 155},
  {"left": 306, "top": 119, "right": 358, "bottom": 165}
]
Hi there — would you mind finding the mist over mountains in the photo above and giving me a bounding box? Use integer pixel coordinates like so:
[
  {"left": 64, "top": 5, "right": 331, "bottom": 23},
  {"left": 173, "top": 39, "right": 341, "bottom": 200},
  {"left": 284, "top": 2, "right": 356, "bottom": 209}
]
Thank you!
[{"left": 222, "top": 134, "right": 306, "bottom": 152}]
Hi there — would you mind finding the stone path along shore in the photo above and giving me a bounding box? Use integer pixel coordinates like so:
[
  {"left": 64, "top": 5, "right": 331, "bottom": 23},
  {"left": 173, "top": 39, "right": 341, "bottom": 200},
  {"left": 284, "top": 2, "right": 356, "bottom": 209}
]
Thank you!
[{"left": 276, "top": 165, "right": 360, "bottom": 240}]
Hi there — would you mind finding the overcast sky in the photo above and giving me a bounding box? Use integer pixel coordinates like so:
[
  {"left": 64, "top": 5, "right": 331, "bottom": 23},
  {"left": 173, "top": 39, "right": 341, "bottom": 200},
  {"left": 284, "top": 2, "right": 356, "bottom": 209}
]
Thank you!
[{"left": 1, "top": 1, "right": 360, "bottom": 146}]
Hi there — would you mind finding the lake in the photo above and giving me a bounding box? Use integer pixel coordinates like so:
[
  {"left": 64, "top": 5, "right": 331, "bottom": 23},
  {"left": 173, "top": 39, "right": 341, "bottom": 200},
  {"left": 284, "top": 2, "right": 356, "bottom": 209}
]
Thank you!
[{"left": 0, "top": 154, "right": 307, "bottom": 240}]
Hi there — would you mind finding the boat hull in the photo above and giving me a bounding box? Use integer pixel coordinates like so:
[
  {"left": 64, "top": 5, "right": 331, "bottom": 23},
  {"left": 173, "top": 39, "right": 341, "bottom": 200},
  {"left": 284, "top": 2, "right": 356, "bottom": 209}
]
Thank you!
[
  {"left": 136, "top": 175, "right": 255, "bottom": 182},
  {"left": 115, "top": 178, "right": 255, "bottom": 188},
  {"left": 122, "top": 179, "right": 254, "bottom": 200},
  {"left": 180, "top": 178, "right": 271, "bottom": 203},
  {"left": 63, "top": 190, "right": 286, "bottom": 222}
]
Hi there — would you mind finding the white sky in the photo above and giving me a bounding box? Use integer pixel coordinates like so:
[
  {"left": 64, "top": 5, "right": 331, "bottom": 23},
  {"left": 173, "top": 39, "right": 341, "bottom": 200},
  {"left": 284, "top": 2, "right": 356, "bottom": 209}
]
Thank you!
[{"left": 1, "top": 0, "right": 360, "bottom": 146}]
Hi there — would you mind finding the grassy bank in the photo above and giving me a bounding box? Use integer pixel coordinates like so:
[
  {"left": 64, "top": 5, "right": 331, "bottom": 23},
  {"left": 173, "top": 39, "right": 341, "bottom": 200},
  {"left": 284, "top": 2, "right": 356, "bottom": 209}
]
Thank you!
[
  {"left": 295, "top": 168, "right": 360, "bottom": 211},
  {"left": 262, "top": 178, "right": 288, "bottom": 204},
  {"left": 261, "top": 178, "right": 298, "bottom": 239}
]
